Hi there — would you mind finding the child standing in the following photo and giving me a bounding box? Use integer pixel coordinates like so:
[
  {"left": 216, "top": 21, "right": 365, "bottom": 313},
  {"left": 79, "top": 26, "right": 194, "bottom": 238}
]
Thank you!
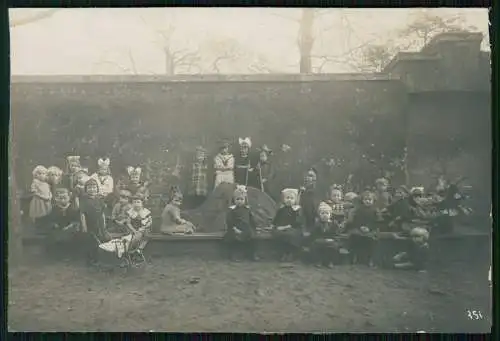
[
  {"left": 345, "top": 191, "right": 379, "bottom": 266},
  {"left": 299, "top": 167, "right": 320, "bottom": 233},
  {"left": 223, "top": 185, "right": 259, "bottom": 261},
  {"left": 374, "top": 177, "right": 392, "bottom": 217},
  {"left": 160, "top": 191, "right": 197, "bottom": 235},
  {"left": 120, "top": 166, "right": 150, "bottom": 201},
  {"left": 29, "top": 166, "right": 53, "bottom": 226},
  {"left": 72, "top": 169, "right": 90, "bottom": 209},
  {"left": 79, "top": 177, "right": 110, "bottom": 265},
  {"left": 47, "top": 166, "right": 63, "bottom": 196},
  {"left": 63, "top": 155, "right": 82, "bottom": 191},
  {"left": 310, "top": 202, "right": 345, "bottom": 267},
  {"left": 109, "top": 189, "right": 132, "bottom": 234},
  {"left": 255, "top": 145, "right": 275, "bottom": 194},
  {"left": 214, "top": 140, "right": 235, "bottom": 189},
  {"left": 91, "top": 158, "right": 114, "bottom": 208},
  {"left": 234, "top": 137, "right": 255, "bottom": 186},
  {"left": 272, "top": 188, "right": 304, "bottom": 262},
  {"left": 187, "top": 146, "right": 209, "bottom": 208}
]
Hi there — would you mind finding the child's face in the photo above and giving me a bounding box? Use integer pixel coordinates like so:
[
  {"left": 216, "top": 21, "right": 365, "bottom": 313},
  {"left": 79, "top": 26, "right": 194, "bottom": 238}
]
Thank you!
[
  {"left": 240, "top": 145, "right": 249, "bottom": 155},
  {"left": 221, "top": 146, "right": 229, "bottom": 154},
  {"left": 234, "top": 195, "right": 246, "bottom": 206},
  {"left": 76, "top": 174, "right": 86, "bottom": 185},
  {"left": 319, "top": 210, "right": 331, "bottom": 222},
  {"left": 69, "top": 164, "right": 80, "bottom": 173},
  {"left": 172, "top": 197, "right": 182, "bottom": 206},
  {"left": 195, "top": 151, "right": 205, "bottom": 162},
  {"left": 283, "top": 194, "right": 295, "bottom": 206},
  {"left": 119, "top": 192, "right": 130, "bottom": 204},
  {"left": 132, "top": 199, "right": 143, "bottom": 211},
  {"left": 130, "top": 174, "right": 140, "bottom": 184},
  {"left": 376, "top": 183, "right": 388, "bottom": 192},
  {"left": 412, "top": 235, "right": 426, "bottom": 244},
  {"left": 330, "top": 190, "right": 342, "bottom": 203},
  {"left": 362, "top": 196, "right": 374, "bottom": 207},
  {"left": 55, "top": 191, "right": 70, "bottom": 206},
  {"left": 394, "top": 189, "right": 406, "bottom": 200},
  {"left": 37, "top": 170, "right": 48, "bottom": 181},
  {"left": 304, "top": 171, "right": 316, "bottom": 186},
  {"left": 259, "top": 152, "right": 268, "bottom": 162},
  {"left": 86, "top": 183, "right": 98, "bottom": 197},
  {"left": 98, "top": 168, "right": 108, "bottom": 176}
]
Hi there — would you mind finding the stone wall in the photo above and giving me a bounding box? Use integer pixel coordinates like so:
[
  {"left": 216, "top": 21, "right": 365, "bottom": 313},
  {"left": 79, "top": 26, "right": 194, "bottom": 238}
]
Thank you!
[
  {"left": 11, "top": 74, "right": 407, "bottom": 197},
  {"left": 10, "top": 32, "right": 491, "bottom": 214}
]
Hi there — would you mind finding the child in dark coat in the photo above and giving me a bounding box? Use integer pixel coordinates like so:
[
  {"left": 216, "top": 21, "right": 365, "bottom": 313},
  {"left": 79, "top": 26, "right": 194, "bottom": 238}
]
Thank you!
[
  {"left": 310, "top": 202, "right": 345, "bottom": 267},
  {"left": 42, "top": 187, "right": 80, "bottom": 245},
  {"left": 272, "top": 188, "right": 304, "bottom": 262},
  {"left": 345, "top": 191, "right": 379, "bottom": 266},
  {"left": 223, "top": 185, "right": 259, "bottom": 261},
  {"left": 299, "top": 167, "right": 320, "bottom": 233}
]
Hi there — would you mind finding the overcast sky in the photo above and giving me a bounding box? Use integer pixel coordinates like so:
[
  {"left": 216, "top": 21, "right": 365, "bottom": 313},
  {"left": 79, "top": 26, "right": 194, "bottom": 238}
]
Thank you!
[{"left": 9, "top": 8, "right": 489, "bottom": 75}]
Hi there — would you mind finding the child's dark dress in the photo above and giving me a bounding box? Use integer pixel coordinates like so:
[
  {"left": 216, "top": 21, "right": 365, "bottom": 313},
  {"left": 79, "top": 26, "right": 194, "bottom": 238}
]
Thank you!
[
  {"left": 310, "top": 220, "right": 344, "bottom": 264},
  {"left": 272, "top": 205, "right": 304, "bottom": 254},
  {"left": 42, "top": 203, "right": 80, "bottom": 244},
  {"left": 234, "top": 153, "right": 256, "bottom": 187},
  {"left": 224, "top": 205, "right": 257, "bottom": 258},
  {"left": 299, "top": 187, "right": 319, "bottom": 231},
  {"left": 255, "top": 160, "right": 275, "bottom": 194},
  {"left": 80, "top": 195, "right": 110, "bottom": 242},
  {"left": 345, "top": 205, "right": 379, "bottom": 265}
]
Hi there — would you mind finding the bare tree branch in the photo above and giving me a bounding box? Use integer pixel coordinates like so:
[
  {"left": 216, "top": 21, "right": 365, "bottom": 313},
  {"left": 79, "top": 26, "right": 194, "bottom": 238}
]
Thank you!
[{"left": 10, "top": 9, "right": 59, "bottom": 28}]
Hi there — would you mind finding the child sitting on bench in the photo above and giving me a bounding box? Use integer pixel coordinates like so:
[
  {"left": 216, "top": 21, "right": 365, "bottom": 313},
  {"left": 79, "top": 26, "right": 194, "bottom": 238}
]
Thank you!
[{"left": 223, "top": 185, "right": 259, "bottom": 261}]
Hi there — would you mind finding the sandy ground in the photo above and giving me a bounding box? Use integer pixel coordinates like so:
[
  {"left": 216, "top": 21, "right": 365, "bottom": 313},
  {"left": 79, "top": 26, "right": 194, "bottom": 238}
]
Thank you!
[{"left": 8, "top": 245, "right": 491, "bottom": 333}]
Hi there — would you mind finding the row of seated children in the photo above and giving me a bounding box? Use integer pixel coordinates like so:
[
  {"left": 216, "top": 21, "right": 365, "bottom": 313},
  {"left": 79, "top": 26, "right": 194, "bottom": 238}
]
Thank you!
[{"left": 223, "top": 184, "right": 430, "bottom": 271}]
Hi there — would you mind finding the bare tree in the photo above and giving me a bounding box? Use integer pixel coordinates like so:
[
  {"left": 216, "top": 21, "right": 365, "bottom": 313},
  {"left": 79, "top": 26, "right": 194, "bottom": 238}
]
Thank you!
[
  {"left": 349, "top": 10, "right": 480, "bottom": 72},
  {"left": 9, "top": 9, "right": 59, "bottom": 28}
]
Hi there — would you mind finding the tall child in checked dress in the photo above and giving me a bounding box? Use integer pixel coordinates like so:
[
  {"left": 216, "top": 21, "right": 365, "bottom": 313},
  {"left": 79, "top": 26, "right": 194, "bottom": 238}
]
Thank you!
[{"left": 187, "top": 146, "right": 208, "bottom": 209}]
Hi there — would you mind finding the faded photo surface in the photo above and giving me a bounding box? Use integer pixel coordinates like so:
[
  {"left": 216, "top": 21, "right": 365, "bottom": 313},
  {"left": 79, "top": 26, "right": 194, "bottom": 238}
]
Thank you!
[{"left": 8, "top": 8, "right": 491, "bottom": 333}]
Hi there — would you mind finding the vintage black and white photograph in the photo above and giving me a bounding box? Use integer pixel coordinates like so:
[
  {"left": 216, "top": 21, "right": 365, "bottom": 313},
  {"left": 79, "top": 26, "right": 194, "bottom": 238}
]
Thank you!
[{"left": 8, "top": 7, "right": 491, "bottom": 333}]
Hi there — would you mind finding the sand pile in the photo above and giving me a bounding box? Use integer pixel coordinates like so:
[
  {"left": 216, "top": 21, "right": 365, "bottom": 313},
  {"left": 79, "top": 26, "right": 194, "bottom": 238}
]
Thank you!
[{"left": 182, "top": 183, "right": 277, "bottom": 232}]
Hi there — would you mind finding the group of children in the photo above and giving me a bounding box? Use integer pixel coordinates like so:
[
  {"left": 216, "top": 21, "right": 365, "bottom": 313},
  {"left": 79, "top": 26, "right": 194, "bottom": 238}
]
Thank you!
[
  {"left": 224, "top": 167, "right": 438, "bottom": 271},
  {"left": 25, "top": 136, "right": 468, "bottom": 270}
]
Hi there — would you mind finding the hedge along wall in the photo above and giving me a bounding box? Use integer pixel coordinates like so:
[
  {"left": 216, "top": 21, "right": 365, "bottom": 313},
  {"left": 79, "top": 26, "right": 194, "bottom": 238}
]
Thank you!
[{"left": 11, "top": 74, "right": 408, "bottom": 198}]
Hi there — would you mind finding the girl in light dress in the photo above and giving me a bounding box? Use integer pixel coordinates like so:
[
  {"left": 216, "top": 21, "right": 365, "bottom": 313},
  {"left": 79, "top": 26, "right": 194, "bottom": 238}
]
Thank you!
[
  {"left": 213, "top": 140, "right": 235, "bottom": 189},
  {"left": 29, "top": 165, "right": 53, "bottom": 226},
  {"left": 90, "top": 157, "right": 114, "bottom": 209}
]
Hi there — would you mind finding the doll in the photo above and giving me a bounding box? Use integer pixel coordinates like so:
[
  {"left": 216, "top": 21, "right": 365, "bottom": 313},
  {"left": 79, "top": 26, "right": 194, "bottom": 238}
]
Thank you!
[
  {"left": 223, "top": 185, "right": 259, "bottom": 261},
  {"left": 213, "top": 140, "right": 235, "bottom": 189},
  {"left": 47, "top": 166, "right": 63, "bottom": 196},
  {"left": 29, "top": 165, "right": 52, "bottom": 225},
  {"left": 160, "top": 191, "right": 197, "bottom": 235},
  {"left": 272, "top": 188, "right": 304, "bottom": 262},
  {"left": 91, "top": 158, "right": 114, "bottom": 206},
  {"left": 310, "top": 202, "right": 345, "bottom": 267},
  {"left": 234, "top": 137, "right": 256, "bottom": 187},
  {"left": 187, "top": 146, "right": 209, "bottom": 208},
  {"left": 255, "top": 145, "right": 275, "bottom": 194}
]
